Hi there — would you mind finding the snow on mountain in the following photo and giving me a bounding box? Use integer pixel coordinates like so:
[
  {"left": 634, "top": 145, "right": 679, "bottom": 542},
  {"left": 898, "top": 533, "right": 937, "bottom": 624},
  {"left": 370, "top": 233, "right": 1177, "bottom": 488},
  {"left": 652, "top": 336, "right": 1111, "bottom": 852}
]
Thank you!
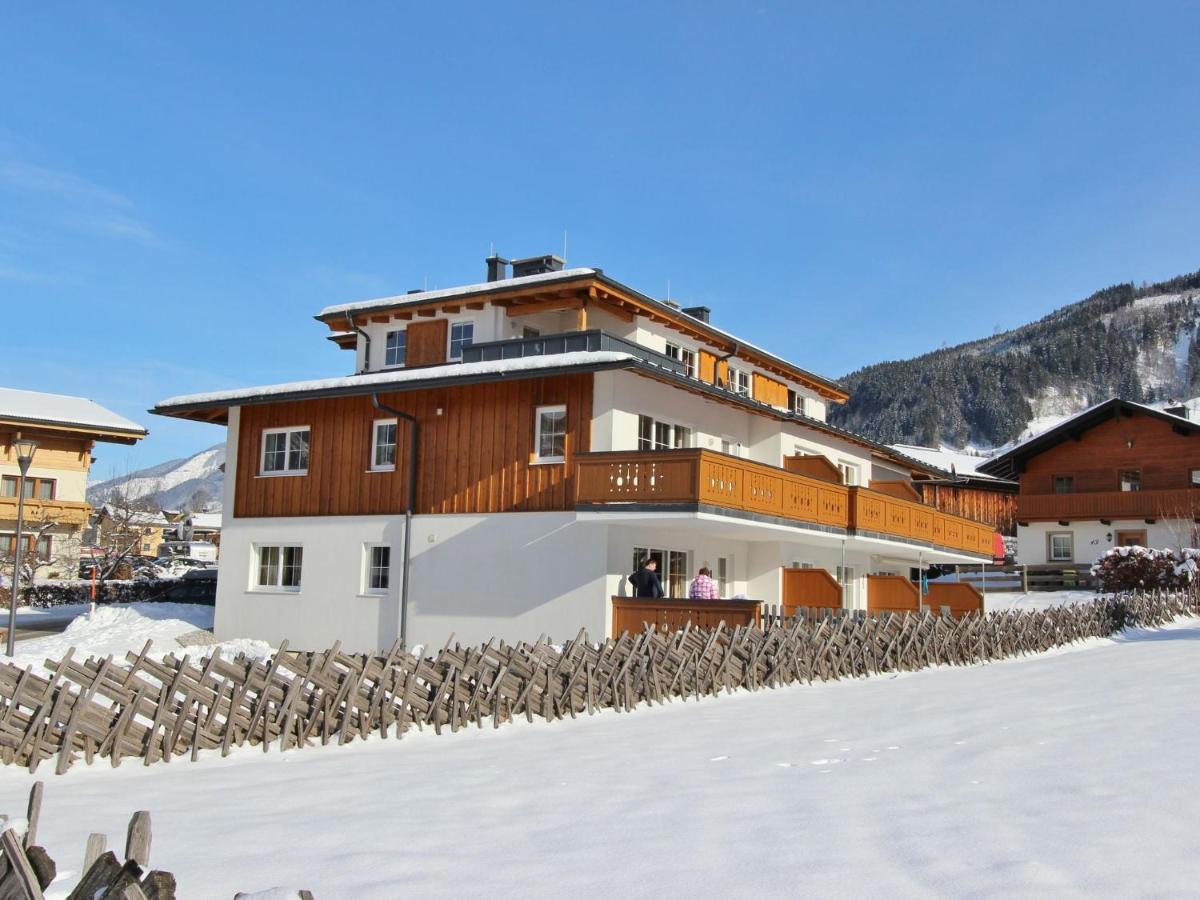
[{"left": 88, "top": 444, "right": 225, "bottom": 512}]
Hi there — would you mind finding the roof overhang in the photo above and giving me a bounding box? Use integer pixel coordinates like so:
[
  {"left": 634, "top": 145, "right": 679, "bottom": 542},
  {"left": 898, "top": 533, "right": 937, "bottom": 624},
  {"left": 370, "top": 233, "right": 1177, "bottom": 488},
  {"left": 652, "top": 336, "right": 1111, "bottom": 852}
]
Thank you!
[{"left": 0, "top": 415, "right": 147, "bottom": 445}]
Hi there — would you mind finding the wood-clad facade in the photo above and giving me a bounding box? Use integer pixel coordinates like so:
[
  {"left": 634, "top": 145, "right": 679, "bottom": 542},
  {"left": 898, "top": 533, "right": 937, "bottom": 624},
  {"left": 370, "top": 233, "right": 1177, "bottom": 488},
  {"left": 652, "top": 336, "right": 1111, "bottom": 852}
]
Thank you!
[
  {"left": 914, "top": 481, "right": 1018, "bottom": 535},
  {"left": 234, "top": 374, "right": 593, "bottom": 518}
]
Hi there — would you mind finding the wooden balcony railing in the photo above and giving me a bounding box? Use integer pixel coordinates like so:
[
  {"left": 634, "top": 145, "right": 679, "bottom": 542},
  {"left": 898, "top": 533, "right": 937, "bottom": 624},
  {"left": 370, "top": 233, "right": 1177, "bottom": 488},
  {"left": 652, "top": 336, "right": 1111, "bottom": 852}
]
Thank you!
[
  {"left": 1016, "top": 489, "right": 1200, "bottom": 521},
  {"left": 0, "top": 496, "right": 91, "bottom": 527},
  {"left": 611, "top": 597, "right": 761, "bottom": 634},
  {"left": 575, "top": 449, "right": 997, "bottom": 557}
]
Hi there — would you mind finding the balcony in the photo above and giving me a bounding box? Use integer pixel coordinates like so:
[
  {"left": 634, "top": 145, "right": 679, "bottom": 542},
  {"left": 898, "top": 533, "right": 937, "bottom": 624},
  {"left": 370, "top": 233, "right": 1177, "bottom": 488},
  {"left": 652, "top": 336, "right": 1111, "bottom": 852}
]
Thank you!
[
  {"left": 461, "top": 329, "right": 687, "bottom": 376},
  {"left": 0, "top": 496, "right": 91, "bottom": 528},
  {"left": 575, "top": 449, "right": 996, "bottom": 558},
  {"left": 1016, "top": 489, "right": 1200, "bottom": 522}
]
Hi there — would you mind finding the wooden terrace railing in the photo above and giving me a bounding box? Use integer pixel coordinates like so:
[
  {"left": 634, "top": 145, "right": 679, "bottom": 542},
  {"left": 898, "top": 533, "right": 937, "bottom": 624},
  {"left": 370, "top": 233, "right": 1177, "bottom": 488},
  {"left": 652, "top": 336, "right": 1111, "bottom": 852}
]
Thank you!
[
  {"left": 576, "top": 449, "right": 997, "bottom": 557},
  {"left": 1016, "top": 489, "right": 1199, "bottom": 521},
  {"left": 610, "top": 597, "right": 761, "bottom": 635},
  {"left": 0, "top": 496, "right": 91, "bottom": 528}
]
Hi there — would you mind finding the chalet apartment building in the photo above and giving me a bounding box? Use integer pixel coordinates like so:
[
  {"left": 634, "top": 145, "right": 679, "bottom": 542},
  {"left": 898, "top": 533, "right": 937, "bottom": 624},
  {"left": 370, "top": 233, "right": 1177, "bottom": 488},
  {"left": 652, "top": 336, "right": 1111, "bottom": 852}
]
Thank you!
[
  {"left": 980, "top": 399, "right": 1200, "bottom": 565},
  {"left": 154, "top": 255, "right": 999, "bottom": 651},
  {"left": 1, "top": 388, "right": 147, "bottom": 578}
]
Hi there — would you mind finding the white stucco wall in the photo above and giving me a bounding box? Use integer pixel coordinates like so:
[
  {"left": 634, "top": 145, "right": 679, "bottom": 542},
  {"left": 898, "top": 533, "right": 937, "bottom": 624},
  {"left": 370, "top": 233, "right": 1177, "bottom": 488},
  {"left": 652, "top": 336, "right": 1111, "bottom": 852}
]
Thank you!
[{"left": 1016, "top": 519, "right": 1193, "bottom": 566}]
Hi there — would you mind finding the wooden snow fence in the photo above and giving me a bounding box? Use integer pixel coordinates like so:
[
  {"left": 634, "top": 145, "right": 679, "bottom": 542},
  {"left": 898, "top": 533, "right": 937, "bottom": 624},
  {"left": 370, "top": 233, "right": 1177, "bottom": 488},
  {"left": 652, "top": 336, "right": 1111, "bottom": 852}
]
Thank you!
[{"left": 0, "top": 589, "right": 1194, "bottom": 775}]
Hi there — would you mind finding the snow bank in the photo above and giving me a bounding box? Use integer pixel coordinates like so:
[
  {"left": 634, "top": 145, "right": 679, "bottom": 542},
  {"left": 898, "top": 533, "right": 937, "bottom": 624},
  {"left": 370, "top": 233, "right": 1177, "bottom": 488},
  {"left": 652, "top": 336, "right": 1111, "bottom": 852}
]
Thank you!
[
  {"left": 8, "top": 604, "right": 271, "bottom": 674},
  {"left": 1, "top": 618, "right": 1196, "bottom": 897}
]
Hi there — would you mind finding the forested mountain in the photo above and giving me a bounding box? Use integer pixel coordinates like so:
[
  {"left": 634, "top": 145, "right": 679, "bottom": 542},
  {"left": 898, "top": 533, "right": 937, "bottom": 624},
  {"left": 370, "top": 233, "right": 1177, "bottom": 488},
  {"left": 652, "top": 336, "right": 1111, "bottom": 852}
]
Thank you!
[{"left": 830, "top": 269, "right": 1200, "bottom": 448}]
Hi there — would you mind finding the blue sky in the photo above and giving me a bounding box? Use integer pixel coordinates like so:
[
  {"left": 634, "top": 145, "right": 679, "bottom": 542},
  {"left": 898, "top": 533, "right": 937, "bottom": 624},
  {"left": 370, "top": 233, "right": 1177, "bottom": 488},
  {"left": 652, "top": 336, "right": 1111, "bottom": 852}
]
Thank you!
[{"left": 3, "top": 3, "right": 1199, "bottom": 476}]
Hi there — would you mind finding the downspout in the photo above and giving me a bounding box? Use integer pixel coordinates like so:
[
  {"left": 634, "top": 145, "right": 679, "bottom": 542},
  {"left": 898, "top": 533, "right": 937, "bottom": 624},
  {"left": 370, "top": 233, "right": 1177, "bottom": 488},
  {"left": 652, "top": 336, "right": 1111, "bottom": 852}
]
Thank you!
[
  {"left": 346, "top": 312, "right": 371, "bottom": 375},
  {"left": 713, "top": 342, "right": 740, "bottom": 388},
  {"left": 372, "top": 394, "right": 418, "bottom": 649}
]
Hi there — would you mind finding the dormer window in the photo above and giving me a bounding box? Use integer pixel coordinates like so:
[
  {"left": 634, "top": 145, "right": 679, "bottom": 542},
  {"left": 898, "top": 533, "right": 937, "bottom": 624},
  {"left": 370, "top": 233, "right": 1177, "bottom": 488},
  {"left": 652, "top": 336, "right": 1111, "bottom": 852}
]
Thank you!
[
  {"left": 449, "top": 322, "right": 474, "bottom": 360},
  {"left": 665, "top": 343, "right": 697, "bottom": 378},
  {"left": 384, "top": 330, "right": 407, "bottom": 367}
]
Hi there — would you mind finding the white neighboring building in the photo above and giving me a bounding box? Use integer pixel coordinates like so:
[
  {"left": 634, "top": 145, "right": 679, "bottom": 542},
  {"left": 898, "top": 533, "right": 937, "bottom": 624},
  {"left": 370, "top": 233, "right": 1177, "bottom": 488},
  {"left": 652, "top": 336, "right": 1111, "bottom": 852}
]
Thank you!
[{"left": 153, "top": 255, "right": 997, "bottom": 651}]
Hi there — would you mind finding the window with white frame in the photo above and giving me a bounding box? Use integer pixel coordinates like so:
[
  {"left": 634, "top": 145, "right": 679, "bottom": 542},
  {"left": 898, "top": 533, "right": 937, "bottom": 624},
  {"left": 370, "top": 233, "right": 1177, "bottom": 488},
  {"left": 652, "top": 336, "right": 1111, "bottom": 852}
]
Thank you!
[
  {"left": 255, "top": 545, "right": 303, "bottom": 591},
  {"left": 632, "top": 546, "right": 690, "bottom": 598},
  {"left": 261, "top": 427, "right": 310, "bottom": 475},
  {"left": 665, "top": 343, "right": 697, "bottom": 378},
  {"left": 1048, "top": 532, "right": 1074, "bottom": 562},
  {"left": 364, "top": 544, "right": 391, "bottom": 593},
  {"left": 449, "top": 322, "right": 474, "bottom": 360},
  {"left": 789, "top": 390, "right": 808, "bottom": 416},
  {"left": 384, "top": 330, "right": 407, "bottom": 367},
  {"left": 838, "top": 461, "right": 859, "bottom": 486},
  {"left": 372, "top": 419, "right": 397, "bottom": 470},
  {"left": 534, "top": 405, "right": 567, "bottom": 463},
  {"left": 837, "top": 565, "right": 857, "bottom": 606},
  {"left": 716, "top": 556, "right": 731, "bottom": 596},
  {"left": 720, "top": 437, "right": 742, "bottom": 457},
  {"left": 637, "top": 415, "right": 692, "bottom": 450},
  {"left": 728, "top": 366, "right": 750, "bottom": 396}
]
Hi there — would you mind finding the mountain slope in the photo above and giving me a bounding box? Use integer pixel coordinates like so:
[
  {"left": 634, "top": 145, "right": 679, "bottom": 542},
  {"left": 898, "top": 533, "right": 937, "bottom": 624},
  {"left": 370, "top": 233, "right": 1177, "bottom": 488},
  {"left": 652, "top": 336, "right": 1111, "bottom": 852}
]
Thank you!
[
  {"left": 88, "top": 444, "right": 225, "bottom": 512},
  {"left": 830, "top": 269, "right": 1200, "bottom": 448}
]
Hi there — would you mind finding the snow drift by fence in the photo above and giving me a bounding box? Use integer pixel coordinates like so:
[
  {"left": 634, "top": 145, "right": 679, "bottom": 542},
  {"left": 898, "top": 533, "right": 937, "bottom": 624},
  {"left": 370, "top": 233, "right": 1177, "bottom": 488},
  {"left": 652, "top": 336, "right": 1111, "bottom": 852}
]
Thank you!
[{"left": 0, "top": 590, "right": 1195, "bottom": 775}]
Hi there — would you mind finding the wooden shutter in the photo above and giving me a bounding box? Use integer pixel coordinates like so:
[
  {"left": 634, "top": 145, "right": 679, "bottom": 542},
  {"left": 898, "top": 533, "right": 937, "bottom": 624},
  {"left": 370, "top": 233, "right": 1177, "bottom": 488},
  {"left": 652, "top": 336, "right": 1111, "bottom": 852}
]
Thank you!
[
  {"left": 406, "top": 319, "right": 449, "bottom": 367},
  {"left": 699, "top": 351, "right": 716, "bottom": 382},
  {"left": 753, "top": 372, "right": 788, "bottom": 407}
]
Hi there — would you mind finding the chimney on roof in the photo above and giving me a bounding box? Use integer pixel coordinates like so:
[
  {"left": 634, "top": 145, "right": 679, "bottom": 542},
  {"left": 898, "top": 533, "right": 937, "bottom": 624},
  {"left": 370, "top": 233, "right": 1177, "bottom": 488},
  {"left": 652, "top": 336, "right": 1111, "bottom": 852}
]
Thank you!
[
  {"left": 486, "top": 255, "right": 510, "bottom": 282},
  {"left": 510, "top": 254, "right": 565, "bottom": 278},
  {"left": 682, "top": 305, "right": 711, "bottom": 323}
]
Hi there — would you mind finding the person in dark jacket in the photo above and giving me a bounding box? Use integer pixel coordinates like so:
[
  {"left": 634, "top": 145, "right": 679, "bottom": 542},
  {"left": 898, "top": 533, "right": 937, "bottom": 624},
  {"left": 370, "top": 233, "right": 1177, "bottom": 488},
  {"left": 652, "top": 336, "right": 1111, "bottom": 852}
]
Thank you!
[{"left": 629, "top": 557, "right": 665, "bottom": 598}]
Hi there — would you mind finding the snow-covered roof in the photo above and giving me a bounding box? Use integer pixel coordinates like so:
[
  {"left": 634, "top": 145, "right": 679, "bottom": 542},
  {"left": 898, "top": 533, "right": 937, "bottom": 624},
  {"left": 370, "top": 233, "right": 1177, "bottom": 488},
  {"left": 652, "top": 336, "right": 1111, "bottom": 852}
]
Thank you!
[
  {"left": 189, "top": 512, "right": 222, "bottom": 530},
  {"left": 155, "top": 351, "right": 636, "bottom": 410},
  {"left": 315, "top": 267, "right": 848, "bottom": 400},
  {"left": 889, "top": 444, "right": 1008, "bottom": 482},
  {"left": 100, "top": 503, "right": 171, "bottom": 527},
  {"left": 0, "top": 386, "right": 147, "bottom": 440},
  {"left": 319, "top": 268, "right": 599, "bottom": 318},
  {"left": 979, "top": 397, "right": 1200, "bottom": 478}
]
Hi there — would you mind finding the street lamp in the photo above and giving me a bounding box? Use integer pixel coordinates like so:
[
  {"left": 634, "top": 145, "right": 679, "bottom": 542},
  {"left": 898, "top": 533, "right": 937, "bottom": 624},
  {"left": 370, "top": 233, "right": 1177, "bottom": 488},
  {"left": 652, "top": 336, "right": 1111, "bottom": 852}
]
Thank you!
[{"left": 7, "top": 437, "right": 38, "bottom": 656}]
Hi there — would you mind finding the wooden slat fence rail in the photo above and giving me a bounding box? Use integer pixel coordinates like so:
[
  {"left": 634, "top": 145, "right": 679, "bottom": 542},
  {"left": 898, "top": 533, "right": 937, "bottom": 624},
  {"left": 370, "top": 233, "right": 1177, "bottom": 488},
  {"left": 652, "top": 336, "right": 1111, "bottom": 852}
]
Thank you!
[
  {"left": 611, "top": 597, "right": 760, "bottom": 634},
  {"left": 0, "top": 589, "right": 1193, "bottom": 775}
]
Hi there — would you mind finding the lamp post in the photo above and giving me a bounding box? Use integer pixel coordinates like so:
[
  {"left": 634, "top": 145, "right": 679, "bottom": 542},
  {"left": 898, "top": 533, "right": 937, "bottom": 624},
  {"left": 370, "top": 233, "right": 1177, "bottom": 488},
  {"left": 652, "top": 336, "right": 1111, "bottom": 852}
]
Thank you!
[{"left": 7, "top": 437, "right": 38, "bottom": 656}]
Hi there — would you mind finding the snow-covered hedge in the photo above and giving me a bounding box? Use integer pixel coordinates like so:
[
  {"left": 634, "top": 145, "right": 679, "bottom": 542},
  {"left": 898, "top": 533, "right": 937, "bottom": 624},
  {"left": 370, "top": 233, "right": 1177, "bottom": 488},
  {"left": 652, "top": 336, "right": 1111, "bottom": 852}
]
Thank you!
[
  {"left": 0, "top": 578, "right": 183, "bottom": 609},
  {"left": 1090, "top": 546, "right": 1200, "bottom": 591}
]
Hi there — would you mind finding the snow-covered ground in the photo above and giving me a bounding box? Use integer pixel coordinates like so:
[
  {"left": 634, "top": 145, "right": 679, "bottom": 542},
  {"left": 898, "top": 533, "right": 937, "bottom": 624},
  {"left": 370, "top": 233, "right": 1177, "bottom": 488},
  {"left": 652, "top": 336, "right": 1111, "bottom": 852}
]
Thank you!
[
  {"left": 0, "top": 615, "right": 1195, "bottom": 898},
  {"left": 983, "top": 589, "right": 1100, "bottom": 612},
  {"left": 7, "top": 604, "right": 270, "bottom": 674}
]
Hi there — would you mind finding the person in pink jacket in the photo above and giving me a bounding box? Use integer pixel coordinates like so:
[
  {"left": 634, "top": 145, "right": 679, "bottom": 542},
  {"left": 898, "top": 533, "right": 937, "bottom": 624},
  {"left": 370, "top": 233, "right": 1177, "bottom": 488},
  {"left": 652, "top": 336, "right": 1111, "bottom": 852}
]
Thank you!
[{"left": 688, "top": 566, "right": 720, "bottom": 600}]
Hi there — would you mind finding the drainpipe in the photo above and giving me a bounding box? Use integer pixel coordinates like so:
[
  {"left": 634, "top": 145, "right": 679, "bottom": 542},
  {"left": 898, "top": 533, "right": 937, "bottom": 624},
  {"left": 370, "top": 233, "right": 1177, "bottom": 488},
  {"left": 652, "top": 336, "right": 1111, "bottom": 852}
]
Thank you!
[
  {"left": 372, "top": 394, "right": 418, "bottom": 649},
  {"left": 347, "top": 312, "right": 371, "bottom": 375},
  {"left": 713, "top": 342, "right": 740, "bottom": 387}
]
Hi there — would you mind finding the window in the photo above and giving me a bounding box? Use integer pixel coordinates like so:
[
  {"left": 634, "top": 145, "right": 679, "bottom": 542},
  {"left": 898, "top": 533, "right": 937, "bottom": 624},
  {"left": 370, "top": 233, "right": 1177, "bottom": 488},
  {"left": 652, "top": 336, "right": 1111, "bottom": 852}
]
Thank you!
[
  {"left": 449, "top": 322, "right": 474, "bottom": 360},
  {"left": 261, "top": 427, "right": 309, "bottom": 475},
  {"left": 1192, "top": 469, "right": 1200, "bottom": 487},
  {"left": 720, "top": 437, "right": 742, "bottom": 457},
  {"left": 1, "top": 476, "right": 56, "bottom": 500},
  {"left": 365, "top": 544, "right": 391, "bottom": 593},
  {"left": 3, "top": 534, "right": 53, "bottom": 562},
  {"left": 837, "top": 565, "right": 857, "bottom": 606},
  {"left": 1048, "top": 532, "right": 1073, "bottom": 562},
  {"left": 633, "top": 546, "right": 690, "bottom": 598},
  {"left": 716, "top": 556, "right": 730, "bottom": 596},
  {"left": 142, "top": 542, "right": 151, "bottom": 553},
  {"left": 1053, "top": 475, "right": 1074, "bottom": 494},
  {"left": 534, "top": 405, "right": 567, "bottom": 463},
  {"left": 255, "top": 545, "right": 303, "bottom": 591},
  {"left": 665, "top": 343, "right": 697, "bottom": 378},
  {"left": 838, "top": 461, "right": 859, "bottom": 486},
  {"left": 728, "top": 366, "right": 750, "bottom": 396},
  {"left": 522, "top": 326, "right": 541, "bottom": 339},
  {"left": 788, "top": 390, "right": 808, "bottom": 417},
  {"left": 1118, "top": 469, "right": 1141, "bottom": 492},
  {"left": 372, "top": 419, "right": 397, "bottom": 470},
  {"left": 384, "top": 330, "right": 407, "bottom": 367},
  {"left": 637, "top": 415, "right": 692, "bottom": 451}
]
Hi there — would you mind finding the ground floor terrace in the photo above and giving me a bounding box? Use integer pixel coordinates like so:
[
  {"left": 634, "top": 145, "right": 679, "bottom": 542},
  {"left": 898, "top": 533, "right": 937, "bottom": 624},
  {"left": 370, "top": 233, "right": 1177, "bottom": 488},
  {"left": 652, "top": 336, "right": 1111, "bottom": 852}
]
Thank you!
[
  {"left": 214, "top": 503, "right": 991, "bottom": 652},
  {"left": 1016, "top": 516, "right": 1196, "bottom": 565}
]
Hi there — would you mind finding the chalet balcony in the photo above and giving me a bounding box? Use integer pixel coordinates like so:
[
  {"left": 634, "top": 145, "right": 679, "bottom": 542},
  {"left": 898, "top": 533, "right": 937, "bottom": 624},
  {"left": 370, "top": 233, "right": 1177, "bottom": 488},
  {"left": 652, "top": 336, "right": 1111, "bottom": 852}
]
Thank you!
[
  {"left": 575, "top": 449, "right": 996, "bottom": 558},
  {"left": 1016, "top": 489, "right": 1200, "bottom": 522},
  {"left": 0, "top": 496, "right": 91, "bottom": 528}
]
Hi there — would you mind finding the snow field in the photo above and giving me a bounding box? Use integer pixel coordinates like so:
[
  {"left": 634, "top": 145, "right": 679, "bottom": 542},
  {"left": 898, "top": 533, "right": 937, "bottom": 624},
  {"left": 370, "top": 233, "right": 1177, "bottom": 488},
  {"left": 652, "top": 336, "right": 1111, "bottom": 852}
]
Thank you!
[{"left": 0, "top": 617, "right": 1194, "bottom": 898}]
